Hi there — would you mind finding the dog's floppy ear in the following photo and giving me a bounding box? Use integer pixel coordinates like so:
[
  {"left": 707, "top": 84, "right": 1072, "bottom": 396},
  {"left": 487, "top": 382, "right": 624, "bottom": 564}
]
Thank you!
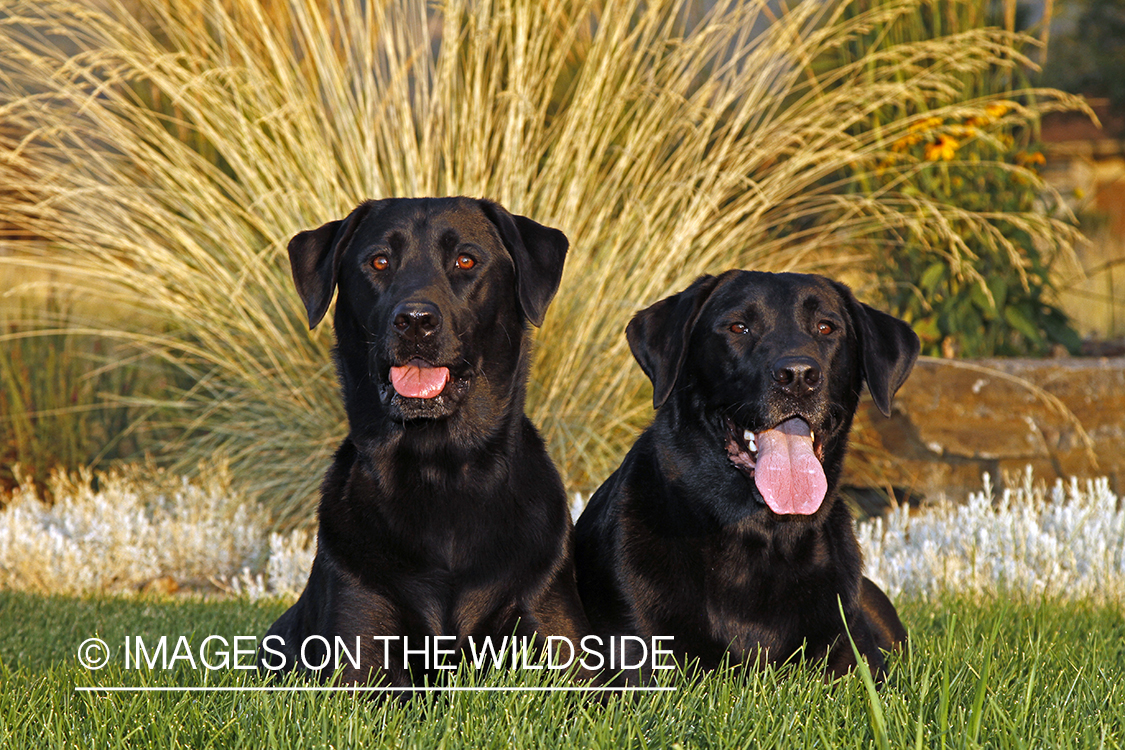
[
  {"left": 478, "top": 200, "right": 569, "bottom": 327},
  {"left": 287, "top": 203, "right": 370, "bottom": 329},
  {"left": 835, "top": 282, "right": 921, "bottom": 417},
  {"left": 627, "top": 274, "right": 723, "bottom": 409}
]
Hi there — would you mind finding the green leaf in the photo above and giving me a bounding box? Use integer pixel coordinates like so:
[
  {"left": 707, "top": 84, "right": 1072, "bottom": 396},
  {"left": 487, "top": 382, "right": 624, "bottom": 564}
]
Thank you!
[
  {"left": 988, "top": 276, "right": 1008, "bottom": 307},
  {"left": 1004, "top": 305, "right": 1044, "bottom": 345},
  {"left": 969, "top": 282, "right": 994, "bottom": 318},
  {"left": 919, "top": 262, "right": 946, "bottom": 292},
  {"left": 914, "top": 318, "right": 941, "bottom": 342},
  {"left": 1041, "top": 312, "right": 1082, "bottom": 352}
]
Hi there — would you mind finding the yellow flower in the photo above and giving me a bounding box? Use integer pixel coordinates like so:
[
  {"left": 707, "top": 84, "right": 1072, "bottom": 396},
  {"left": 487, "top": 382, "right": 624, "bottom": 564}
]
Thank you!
[
  {"left": 1015, "top": 150, "right": 1046, "bottom": 167},
  {"left": 909, "top": 116, "right": 944, "bottom": 133},
  {"left": 925, "top": 135, "right": 959, "bottom": 161},
  {"left": 892, "top": 132, "right": 923, "bottom": 152},
  {"left": 985, "top": 102, "right": 1011, "bottom": 119},
  {"left": 875, "top": 154, "right": 903, "bottom": 175}
]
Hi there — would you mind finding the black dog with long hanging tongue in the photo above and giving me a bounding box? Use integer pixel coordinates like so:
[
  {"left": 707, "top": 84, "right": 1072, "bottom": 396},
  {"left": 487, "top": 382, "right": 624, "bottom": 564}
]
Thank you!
[{"left": 574, "top": 270, "right": 919, "bottom": 682}]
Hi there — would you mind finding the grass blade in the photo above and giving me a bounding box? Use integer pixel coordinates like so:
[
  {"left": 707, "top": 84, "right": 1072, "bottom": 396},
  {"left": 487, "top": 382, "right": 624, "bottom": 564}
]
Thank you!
[{"left": 839, "top": 597, "right": 890, "bottom": 750}]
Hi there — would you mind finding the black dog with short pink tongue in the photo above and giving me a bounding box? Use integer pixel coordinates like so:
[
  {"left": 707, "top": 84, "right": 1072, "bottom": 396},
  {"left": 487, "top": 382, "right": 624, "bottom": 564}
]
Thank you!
[
  {"left": 263, "top": 198, "right": 589, "bottom": 687},
  {"left": 575, "top": 270, "right": 919, "bottom": 683}
]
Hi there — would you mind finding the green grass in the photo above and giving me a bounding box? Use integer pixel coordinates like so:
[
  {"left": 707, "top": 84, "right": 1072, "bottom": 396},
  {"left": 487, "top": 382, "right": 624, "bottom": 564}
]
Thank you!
[{"left": 2, "top": 592, "right": 1123, "bottom": 748}]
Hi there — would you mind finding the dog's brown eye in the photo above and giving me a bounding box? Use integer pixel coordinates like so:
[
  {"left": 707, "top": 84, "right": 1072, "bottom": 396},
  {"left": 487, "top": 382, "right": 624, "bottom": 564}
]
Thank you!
[
  {"left": 817, "top": 321, "right": 835, "bottom": 335},
  {"left": 372, "top": 255, "right": 389, "bottom": 271},
  {"left": 730, "top": 323, "right": 748, "bottom": 334},
  {"left": 456, "top": 254, "right": 476, "bottom": 270}
]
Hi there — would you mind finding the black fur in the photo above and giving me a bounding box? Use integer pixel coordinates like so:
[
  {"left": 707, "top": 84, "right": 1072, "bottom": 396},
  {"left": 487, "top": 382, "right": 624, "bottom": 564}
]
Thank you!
[
  {"left": 262, "top": 197, "right": 587, "bottom": 686},
  {"left": 574, "top": 271, "right": 918, "bottom": 681}
]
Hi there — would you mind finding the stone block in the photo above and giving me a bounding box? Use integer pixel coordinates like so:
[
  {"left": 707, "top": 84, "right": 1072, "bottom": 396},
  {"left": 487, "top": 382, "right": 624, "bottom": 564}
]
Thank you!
[{"left": 845, "top": 357, "right": 1124, "bottom": 506}]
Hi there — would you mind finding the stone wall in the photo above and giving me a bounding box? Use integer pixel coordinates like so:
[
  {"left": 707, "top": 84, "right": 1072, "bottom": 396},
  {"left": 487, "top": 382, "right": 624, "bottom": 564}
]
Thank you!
[{"left": 846, "top": 357, "right": 1125, "bottom": 505}]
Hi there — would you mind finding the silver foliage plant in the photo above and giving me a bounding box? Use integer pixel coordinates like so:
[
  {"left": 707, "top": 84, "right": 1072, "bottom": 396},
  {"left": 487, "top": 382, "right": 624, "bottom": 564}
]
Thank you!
[
  {"left": 1, "top": 465, "right": 1123, "bottom": 603},
  {"left": 0, "top": 465, "right": 312, "bottom": 597},
  {"left": 860, "top": 469, "right": 1125, "bottom": 604}
]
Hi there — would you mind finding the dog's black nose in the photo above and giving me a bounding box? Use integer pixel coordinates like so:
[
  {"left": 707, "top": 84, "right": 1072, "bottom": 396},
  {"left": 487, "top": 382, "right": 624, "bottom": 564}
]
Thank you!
[
  {"left": 392, "top": 301, "right": 442, "bottom": 341},
  {"left": 772, "top": 355, "right": 821, "bottom": 396}
]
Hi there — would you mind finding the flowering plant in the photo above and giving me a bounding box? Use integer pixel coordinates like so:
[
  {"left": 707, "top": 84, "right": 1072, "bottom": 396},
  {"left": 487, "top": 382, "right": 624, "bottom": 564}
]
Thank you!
[{"left": 869, "top": 102, "right": 1080, "bottom": 357}]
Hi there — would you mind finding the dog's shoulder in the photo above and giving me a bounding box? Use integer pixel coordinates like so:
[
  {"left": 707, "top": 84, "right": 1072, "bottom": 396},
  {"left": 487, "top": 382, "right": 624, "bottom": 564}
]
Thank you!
[
  {"left": 510, "top": 414, "right": 567, "bottom": 490},
  {"left": 576, "top": 429, "right": 663, "bottom": 535},
  {"left": 323, "top": 436, "right": 359, "bottom": 496}
]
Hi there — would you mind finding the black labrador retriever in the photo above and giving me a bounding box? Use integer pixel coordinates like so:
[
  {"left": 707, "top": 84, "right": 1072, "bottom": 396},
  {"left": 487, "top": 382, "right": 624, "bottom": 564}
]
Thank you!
[
  {"left": 574, "top": 270, "right": 918, "bottom": 681},
  {"left": 261, "top": 197, "right": 588, "bottom": 686}
]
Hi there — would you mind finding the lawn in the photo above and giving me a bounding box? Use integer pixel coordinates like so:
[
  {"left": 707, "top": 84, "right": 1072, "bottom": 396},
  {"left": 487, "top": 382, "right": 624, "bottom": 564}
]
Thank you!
[{"left": 2, "top": 592, "right": 1123, "bottom": 748}]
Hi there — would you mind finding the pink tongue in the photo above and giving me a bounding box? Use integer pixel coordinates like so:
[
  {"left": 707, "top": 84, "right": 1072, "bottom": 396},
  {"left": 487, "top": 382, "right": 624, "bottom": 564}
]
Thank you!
[
  {"left": 754, "top": 417, "right": 827, "bottom": 515},
  {"left": 389, "top": 362, "right": 450, "bottom": 399}
]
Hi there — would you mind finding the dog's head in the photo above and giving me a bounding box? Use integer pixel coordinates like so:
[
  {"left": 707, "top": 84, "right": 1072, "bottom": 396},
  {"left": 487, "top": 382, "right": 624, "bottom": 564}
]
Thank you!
[
  {"left": 627, "top": 271, "right": 919, "bottom": 517},
  {"left": 287, "top": 197, "right": 567, "bottom": 431}
]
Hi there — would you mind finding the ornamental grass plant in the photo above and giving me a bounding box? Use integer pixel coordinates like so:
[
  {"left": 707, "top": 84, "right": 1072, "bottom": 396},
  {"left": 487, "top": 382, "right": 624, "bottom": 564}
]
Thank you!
[
  {"left": 0, "top": 290, "right": 156, "bottom": 495},
  {"left": 0, "top": 0, "right": 1087, "bottom": 524}
]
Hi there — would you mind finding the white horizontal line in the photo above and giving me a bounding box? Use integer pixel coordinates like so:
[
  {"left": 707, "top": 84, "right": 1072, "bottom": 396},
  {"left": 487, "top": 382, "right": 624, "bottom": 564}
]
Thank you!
[{"left": 74, "top": 686, "right": 676, "bottom": 693}]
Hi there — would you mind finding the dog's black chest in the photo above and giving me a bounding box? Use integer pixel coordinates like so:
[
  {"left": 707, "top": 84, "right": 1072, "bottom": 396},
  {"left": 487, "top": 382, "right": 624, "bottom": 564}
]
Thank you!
[
  {"left": 701, "top": 528, "right": 846, "bottom": 655},
  {"left": 324, "top": 478, "right": 509, "bottom": 576}
]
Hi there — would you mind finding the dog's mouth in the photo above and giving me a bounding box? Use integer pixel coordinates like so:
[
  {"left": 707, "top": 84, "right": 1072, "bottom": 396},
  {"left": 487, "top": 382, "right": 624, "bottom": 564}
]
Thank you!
[
  {"left": 389, "top": 358, "right": 451, "bottom": 399},
  {"left": 725, "top": 416, "right": 828, "bottom": 516}
]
